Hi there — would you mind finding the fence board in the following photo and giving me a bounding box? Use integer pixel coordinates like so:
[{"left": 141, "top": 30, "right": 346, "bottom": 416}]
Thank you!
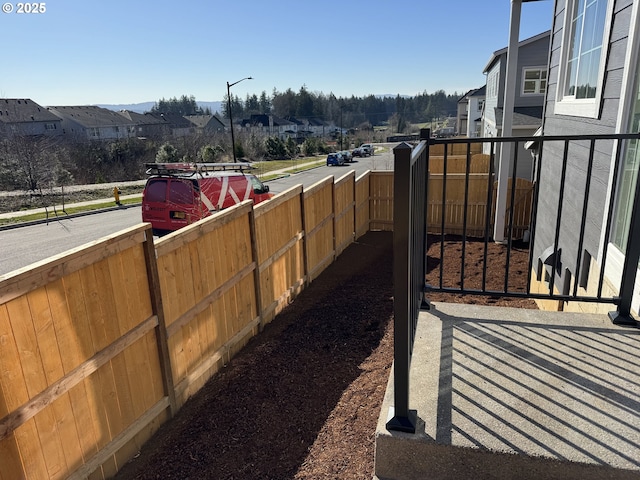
[
  {"left": 355, "top": 171, "right": 371, "bottom": 239},
  {"left": 334, "top": 171, "right": 356, "bottom": 256},
  {"left": 428, "top": 153, "right": 490, "bottom": 174},
  {"left": 304, "top": 177, "right": 334, "bottom": 282},
  {"left": 429, "top": 141, "right": 483, "bottom": 156},
  {"left": 255, "top": 188, "right": 305, "bottom": 322},
  {"left": 369, "top": 171, "right": 394, "bottom": 231}
]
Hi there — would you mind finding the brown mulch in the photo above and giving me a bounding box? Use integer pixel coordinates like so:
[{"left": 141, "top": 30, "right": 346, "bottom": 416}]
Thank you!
[{"left": 115, "top": 231, "right": 535, "bottom": 480}]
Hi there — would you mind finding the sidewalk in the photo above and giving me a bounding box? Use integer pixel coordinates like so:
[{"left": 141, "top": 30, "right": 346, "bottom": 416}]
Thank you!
[{"left": 0, "top": 194, "right": 142, "bottom": 220}]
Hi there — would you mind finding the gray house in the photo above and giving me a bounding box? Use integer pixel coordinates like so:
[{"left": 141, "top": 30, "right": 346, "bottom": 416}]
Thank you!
[
  {"left": 0, "top": 98, "right": 62, "bottom": 138},
  {"left": 48, "top": 105, "right": 136, "bottom": 140},
  {"left": 533, "top": 0, "right": 640, "bottom": 316},
  {"left": 184, "top": 114, "right": 226, "bottom": 134},
  {"left": 117, "top": 110, "right": 172, "bottom": 139},
  {"left": 483, "top": 30, "right": 550, "bottom": 179}
]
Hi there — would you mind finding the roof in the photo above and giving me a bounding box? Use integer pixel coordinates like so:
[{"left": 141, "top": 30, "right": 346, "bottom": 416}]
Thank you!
[
  {"left": 494, "top": 106, "right": 543, "bottom": 127},
  {"left": 48, "top": 105, "right": 135, "bottom": 128},
  {"left": 483, "top": 30, "right": 550, "bottom": 73},
  {"left": 184, "top": 114, "right": 225, "bottom": 129},
  {"left": 118, "top": 110, "right": 167, "bottom": 125},
  {"left": 470, "top": 85, "right": 486, "bottom": 97},
  {"left": 147, "top": 112, "right": 193, "bottom": 128},
  {"left": 0, "top": 98, "right": 61, "bottom": 124}
]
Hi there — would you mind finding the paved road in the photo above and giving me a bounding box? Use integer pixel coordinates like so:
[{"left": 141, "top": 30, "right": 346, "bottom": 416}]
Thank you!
[{"left": 0, "top": 146, "right": 398, "bottom": 276}]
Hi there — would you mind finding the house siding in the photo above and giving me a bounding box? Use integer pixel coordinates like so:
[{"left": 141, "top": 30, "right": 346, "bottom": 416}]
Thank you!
[{"left": 533, "top": 0, "right": 634, "bottom": 299}]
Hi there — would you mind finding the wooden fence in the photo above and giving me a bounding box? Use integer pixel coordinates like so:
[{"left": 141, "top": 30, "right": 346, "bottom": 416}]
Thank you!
[
  {"left": 0, "top": 158, "right": 534, "bottom": 479},
  {"left": 426, "top": 153, "right": 533, "bottom": 238},
  {"left": 0, "top": 170, "right": 394, "bottom": 480}
]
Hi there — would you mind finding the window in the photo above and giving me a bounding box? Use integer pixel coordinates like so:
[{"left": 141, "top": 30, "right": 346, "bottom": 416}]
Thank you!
[
  {"left": 555, "top": 0, "right": 611, "bottom": 117},
  {"left": 522, "top": 68, "right": 547, "bottom": 95},
  {"left": 44, "top": 123, "right": 57, "bottom": 130},
  {"left": 611, "top": 74, "right": 640, "bottom": 254},
  {"left": 477, "top": 99, "right": 485, "bottom": 113}
]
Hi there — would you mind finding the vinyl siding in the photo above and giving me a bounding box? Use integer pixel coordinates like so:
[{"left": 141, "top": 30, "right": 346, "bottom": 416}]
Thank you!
[{"left": 534, "top": 0, "right": 633, "bottom": 286}]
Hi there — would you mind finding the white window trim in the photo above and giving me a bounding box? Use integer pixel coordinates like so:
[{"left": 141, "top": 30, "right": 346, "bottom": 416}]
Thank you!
[
  {"left": 521, "top": 66, "right": 547, "bottom": 96},
  {"left": 599, "top": 0, "right": 640, "bottom": 314},
  {"left": 554, "top": 0, "right": 614, "bottom": 118}
]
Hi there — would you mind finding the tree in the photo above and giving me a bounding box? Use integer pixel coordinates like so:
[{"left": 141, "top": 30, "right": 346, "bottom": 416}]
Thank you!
[
  {"left": 265, "top": 136, "right": 286, "bottom": 159},
  {"left": 0, "top": 136, "right": 62, "bottom": 192},
  {"left": 259, "top": 91, "right": 271, "bottom": 113},
  {"left": 285, "top": 137, "right": 297, "bottom": 159},
  {"left": 156, "top": 142, "right": 179, "bottom": 163},
  {"left": 150, "top": 95, "right": 201, "bottom": 115},
  {"left": 198, "top": 144, "right": 223, "bottom": 163}
]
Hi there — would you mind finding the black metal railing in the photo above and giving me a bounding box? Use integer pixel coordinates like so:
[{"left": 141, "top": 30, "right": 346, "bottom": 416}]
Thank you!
[
  {"left": 388, "top": 131, "right": 640, "bottom": 433},
  {"left": 386, "top": 128, "right": 431, "bottom": 433}
]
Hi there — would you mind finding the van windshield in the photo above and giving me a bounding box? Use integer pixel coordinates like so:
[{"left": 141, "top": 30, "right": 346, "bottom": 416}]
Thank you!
[{"left": 169, "top": 179, "right": 196, "bottom": 205}]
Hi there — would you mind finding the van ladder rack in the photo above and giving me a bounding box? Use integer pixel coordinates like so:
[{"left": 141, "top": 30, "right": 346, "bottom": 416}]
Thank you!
[{"left": 145, "top": 162, "right": 256, "bottom": 176}]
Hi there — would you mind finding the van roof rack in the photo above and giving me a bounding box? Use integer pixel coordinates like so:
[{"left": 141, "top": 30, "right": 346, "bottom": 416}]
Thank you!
[{"left": 145, "top": 162, "right": 255, "bottom": 176}]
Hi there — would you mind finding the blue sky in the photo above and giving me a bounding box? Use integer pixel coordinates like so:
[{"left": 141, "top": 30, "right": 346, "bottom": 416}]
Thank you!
[{"left": 1, "top": 0, "right": 554, "bottom": 106}]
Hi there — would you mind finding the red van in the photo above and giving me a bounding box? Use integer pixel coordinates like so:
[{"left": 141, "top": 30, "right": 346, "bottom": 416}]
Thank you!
[{"left": 142, "top": 162, "right": 272, "bottom": 234}]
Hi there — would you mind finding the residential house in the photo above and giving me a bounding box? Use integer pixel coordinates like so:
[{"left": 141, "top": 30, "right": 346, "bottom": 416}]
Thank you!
[
  {"left": 240, "top": 114, "right": 298, "bottom": 139},
  {"left": 117, "top": 110, "right": 172, "bottom": 139},
  {"left": 456, "top": 86, "right": 486, "bottom": 138},
  {"left": 532, "top": 0, "right": 640, "bottom": 316},
  {"left": 483, "top": 30, "right": 550, "bottom": 179},
  {"left": 47, "top": 105, "right": 136, "bottom": 140},
  {"left": 306, "top": 117, "right": 328, "bottom": 137},
  {"left": 185, "top": 114, "right": 226, "bottom": 134},
  {"left": 147, "top": 113, "right": 195, "bottom": 137},
  {"left": 0, "top": 98, "right": 63, "bottom": 138}
]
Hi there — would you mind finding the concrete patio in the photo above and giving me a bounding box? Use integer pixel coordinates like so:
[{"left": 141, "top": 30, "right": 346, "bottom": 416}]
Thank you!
[{"left": 375, "top": 302, "right": 640, "bottom": 479}]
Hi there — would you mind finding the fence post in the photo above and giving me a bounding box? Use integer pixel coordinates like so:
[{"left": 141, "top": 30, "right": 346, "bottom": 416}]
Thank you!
[
  {"left": 386, "top": 141, "right": 418, "bottom": 433},
  {"left": 248, "top": 206, "right": 266, "bottom": 331},
  {"left": 609, "top": 159, "right": 640, "bottom": 326},
  {"left": 142, "top": 226, "right": 177, "bottom": 417}
]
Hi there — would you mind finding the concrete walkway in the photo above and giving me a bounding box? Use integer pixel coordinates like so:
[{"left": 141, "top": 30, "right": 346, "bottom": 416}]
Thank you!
[{"left": 375, "top": 302, "right": 640, "bottom": 479}]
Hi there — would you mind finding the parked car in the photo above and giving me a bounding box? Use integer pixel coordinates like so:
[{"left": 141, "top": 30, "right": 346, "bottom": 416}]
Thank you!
[
  {"left": 326, "top": 153, "right": 345, "bottom": 166},
  {"left": 340, "top": 150, "right": 353, "bottom": 162},
  {"left": 352, "top": 147, "right": 364, "bottom": 157},
  {"left": 360, "top": 144, "right": 374, "bottom": 156}
]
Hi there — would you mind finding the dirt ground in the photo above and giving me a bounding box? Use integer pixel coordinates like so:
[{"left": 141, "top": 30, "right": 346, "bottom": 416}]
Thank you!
[{"left": 114, "top": 231, "right": 535, "bottom": 480}]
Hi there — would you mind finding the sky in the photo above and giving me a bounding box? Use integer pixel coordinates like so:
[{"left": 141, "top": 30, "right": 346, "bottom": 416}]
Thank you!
[{"left": 0, "top": 0, "right": 555, "bottom": 106}]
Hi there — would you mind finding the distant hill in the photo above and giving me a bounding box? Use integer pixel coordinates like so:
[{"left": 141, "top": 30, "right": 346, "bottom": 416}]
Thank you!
[{"left": 96, "top": 101, "right": 224, "bottom": 114}]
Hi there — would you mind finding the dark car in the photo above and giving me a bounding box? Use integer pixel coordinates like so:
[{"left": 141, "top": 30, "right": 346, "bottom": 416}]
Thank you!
[
  {"left": 340, "top": 150, "right": 353, "bottom": 162},
  {"left": 352, "top": 147, "right": 364, "bottom": 157},
  {"left": 327, "top": 153, "right": 345, "bottom": 166}
]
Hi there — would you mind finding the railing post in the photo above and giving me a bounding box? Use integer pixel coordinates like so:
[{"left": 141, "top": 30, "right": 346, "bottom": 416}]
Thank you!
[
  {"left": 609, "top": 157, "right": 640, "bottom": 326},
  {"left": 387, "top": 141, "right": 417, "bottom": 433}
]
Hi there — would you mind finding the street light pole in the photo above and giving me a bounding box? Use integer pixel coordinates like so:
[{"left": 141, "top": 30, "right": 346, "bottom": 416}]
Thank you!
[{"left": 226, "top": 76, "right": 252, "bottom": 162}]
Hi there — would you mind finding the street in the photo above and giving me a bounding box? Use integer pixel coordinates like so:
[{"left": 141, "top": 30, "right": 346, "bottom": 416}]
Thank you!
[{"left": 0, "top": 146, "right": 397, "bottom": 275}]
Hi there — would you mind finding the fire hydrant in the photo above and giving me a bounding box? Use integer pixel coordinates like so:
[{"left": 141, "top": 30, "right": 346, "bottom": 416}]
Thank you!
[{"left": 113, "top": 186, "right": 121, "bottom": 206}]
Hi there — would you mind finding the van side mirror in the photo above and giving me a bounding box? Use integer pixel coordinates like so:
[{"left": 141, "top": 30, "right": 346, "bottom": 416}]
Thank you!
[{"left": 255, "top": 185, "right": 269, "bottom": 194}]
